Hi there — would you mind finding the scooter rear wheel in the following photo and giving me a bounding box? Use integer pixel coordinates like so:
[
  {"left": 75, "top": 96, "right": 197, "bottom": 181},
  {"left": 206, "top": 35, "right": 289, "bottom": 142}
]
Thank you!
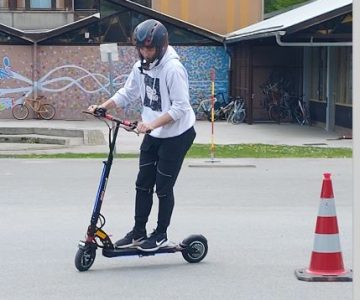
[
  {"left": 75, "top": 245, "right": 96, "bottom": 272},
  {"left": 181, "top": 235, "right": 208, "bottom": 263}
]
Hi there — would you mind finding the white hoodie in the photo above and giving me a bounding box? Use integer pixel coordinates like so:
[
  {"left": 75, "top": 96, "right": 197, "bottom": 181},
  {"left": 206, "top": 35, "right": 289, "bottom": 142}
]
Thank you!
[{"left": 110, "top": 46, "right": 195, "bottom": 138}]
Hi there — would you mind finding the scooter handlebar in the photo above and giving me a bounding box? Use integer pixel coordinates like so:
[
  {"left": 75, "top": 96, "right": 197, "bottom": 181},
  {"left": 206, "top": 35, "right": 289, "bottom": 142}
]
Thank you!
[
  {"left": 106, "top": 115, "right": 152, "bottom": 134},
  {"left": 82, "top": 111, "right": 151, "bottom": 134}
]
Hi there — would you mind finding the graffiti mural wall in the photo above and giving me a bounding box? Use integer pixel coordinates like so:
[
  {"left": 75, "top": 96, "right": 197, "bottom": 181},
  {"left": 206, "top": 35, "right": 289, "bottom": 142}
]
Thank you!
[
  {"left": 0, "top": 46, "right": 33, "bottom": 118},
  {"left": 0, "top": 45, "right": 228, "bottom": 120}
]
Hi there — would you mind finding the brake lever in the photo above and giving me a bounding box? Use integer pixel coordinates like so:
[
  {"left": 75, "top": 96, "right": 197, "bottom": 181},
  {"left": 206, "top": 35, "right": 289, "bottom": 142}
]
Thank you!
[
  {"left": 121, "top": 125, "right": 139, "bottom": 135},
  {"left": 122, "top": 121, "right": 151, "bottom": 135},
  {"left": 122, "top": 127, "right": 151, "bottom": 135}
]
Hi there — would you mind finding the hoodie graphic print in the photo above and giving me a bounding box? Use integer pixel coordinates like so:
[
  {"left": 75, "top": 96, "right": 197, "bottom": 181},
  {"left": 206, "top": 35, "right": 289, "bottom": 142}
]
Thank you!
[{"left": 144, "top": 74, "right": 162, "bottom": 112}]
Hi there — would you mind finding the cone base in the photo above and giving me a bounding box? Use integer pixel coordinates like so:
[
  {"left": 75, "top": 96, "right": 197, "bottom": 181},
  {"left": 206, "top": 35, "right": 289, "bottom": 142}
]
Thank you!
[{"left": 295, "top": 268, "right": 352, "bottom": 282}]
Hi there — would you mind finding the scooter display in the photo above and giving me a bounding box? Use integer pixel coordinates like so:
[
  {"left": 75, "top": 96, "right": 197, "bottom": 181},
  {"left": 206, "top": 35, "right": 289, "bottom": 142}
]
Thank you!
[{"left": 75, "top": 110, "right": 208, "bottom": 272}]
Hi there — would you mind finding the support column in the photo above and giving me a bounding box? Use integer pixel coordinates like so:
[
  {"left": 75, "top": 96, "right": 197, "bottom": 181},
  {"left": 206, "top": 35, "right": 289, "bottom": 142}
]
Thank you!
[
  {"left": 303, "top": 47, "right": 311, "bottom": 105},
  {"left": 326, "top": 47, "right": 336, "bottom": 131}
]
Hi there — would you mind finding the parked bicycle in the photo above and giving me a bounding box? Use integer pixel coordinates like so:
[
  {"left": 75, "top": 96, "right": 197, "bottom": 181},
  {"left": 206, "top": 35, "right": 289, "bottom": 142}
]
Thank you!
[
  {"left": 210, "top": 95, "right": 235, "bottom": 121},
  {"left": 194, "top": 92, "right": 227, "bottom": 120},
  {"left": 261, "top": 80, "right": 310, "bottom": 125},
  {"left": 194, "top": 93, "right": 246, "bottom": 124},
  {"left": 194, "top": 97, "right": 212, "bottom": 120},
  {"left": 268, "top": 94, "right": 310, "bottom": 125},
  {"left": 210, "top": 96, "right": 246, "bottom": 124},
  {"left": 292, "top": 96, "right": 311, "bottom": 126},
  {"left": 267, "top": 92, "right": 294, "bottom": 123},
  {"left": 227, "top": 97, "right": 246, "bottom": 124},
  {"left": 261, "top": 81, "right": 281, "bottom": 113},
  {"left": 12, "top": 95, "right": 56, "bottom": 120}
]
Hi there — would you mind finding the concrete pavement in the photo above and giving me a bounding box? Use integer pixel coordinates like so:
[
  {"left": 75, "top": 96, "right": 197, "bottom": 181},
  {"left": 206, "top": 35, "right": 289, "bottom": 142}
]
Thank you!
[
  {"left": 0, "top": 118, "right": 352, "bottom": 154},
  {"left": 0, "top": 158, "right": 353, "bottom": 300},
  {"left": 0, "top": 120, "right": 353, "bottom": 299}
]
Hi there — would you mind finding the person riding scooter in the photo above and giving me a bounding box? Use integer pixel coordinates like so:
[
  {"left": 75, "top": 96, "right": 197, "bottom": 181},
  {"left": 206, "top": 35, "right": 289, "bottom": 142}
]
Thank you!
[{"left": 88, "top": 19, "right": 196, "bottom": 252}]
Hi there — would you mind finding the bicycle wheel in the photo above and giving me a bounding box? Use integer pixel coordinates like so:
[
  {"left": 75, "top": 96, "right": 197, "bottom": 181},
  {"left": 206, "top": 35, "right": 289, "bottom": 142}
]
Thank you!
[
  {"left": 226, "top": 110, "right": 234, "bottom": 123},
  {"left": 231, "top": 110, "right": 246, "bottom": 124},
  {"left": 195, "top": 99, "right": 211, "bottom": 120},
  {"left": 269, "top": 105, "right": 286, "bottom": 123},
  {"left": 12, "top": 104, "right": 29, "bottom": 120},
  {"left": 207, "top": 109, "right": 219, "bottom": 122},
  {"left": 293, "top": 106, "right": 305, "bottom": 125},
  {"left": 39, "top": 104, "right": 56, "bottom": 120}
]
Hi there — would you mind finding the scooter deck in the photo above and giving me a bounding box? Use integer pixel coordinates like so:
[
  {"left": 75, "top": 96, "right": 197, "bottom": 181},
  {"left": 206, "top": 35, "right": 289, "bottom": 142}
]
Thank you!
[{"left": 102, "top": 242, "right": 183, "bottom": 258}]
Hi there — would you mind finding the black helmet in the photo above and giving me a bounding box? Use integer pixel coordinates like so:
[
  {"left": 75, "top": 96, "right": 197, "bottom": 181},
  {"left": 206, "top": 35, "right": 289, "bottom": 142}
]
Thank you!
[{"left": 133, "top": 19, "right": 168, "bottom": 70}]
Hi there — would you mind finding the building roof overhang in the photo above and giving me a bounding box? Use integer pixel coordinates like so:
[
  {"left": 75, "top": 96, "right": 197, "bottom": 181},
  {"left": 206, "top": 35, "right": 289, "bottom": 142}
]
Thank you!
[
  {"left": 0, "top": 13, "right": 100, "bottom": 43},
  {"left": 225, "top": 0, "right": 352, "bottom": 45},
  {"left": 0, "top": 0, "right": 224, "bottom": 45},
  {"left": 105, "top": 0, "right": 224, "bottom": 44},
  {"left": 0, "top": 23, "right": 33, "bottom": 43}
]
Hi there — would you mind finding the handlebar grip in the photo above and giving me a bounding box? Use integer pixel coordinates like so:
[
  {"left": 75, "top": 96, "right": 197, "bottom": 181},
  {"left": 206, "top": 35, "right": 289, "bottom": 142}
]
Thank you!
[
  {"left": 94, "top": 107, "right": 107, "bottom": 117},
  {"left": 121, "top": 120, "right": 136, "bottom": 127}
]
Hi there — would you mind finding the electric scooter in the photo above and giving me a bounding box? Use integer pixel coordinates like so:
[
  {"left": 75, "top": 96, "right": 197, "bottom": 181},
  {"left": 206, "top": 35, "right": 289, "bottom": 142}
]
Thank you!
[{"left": 75, "top": 110, "right": 208, "bottom": 272}]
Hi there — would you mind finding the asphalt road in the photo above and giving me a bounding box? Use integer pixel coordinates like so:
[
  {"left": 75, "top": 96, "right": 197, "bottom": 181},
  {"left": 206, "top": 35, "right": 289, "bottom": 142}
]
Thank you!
[{"left": 0, "top": 158, "right": 352, "bottom": 300}]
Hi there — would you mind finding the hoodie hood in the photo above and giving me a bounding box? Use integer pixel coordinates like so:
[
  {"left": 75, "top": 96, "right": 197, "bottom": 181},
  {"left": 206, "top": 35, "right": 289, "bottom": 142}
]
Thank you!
[
  {"left": 142, "top": 46, "right": 179, "bottom": 72},
  {"left": 157, "top": 46, "right": 179, "bottom": 68}
]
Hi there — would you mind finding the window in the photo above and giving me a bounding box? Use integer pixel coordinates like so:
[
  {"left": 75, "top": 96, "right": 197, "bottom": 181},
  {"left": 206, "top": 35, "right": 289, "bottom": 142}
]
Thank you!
[
  {"left": 74, "top": 0, "right": 99, "bottom": 10},
  {"left": 2, "top": 0, "right": 69, "bottom": 10},
  {"left": 309, "top": 47, "right": 352, "bottom": 106},
  {"left": 333, "top": 47, "right": 352, "bottom": 106},
  {"left": 309, "top": 47, "right": 327, "bottom": 101},
  {"left": 30, "top": 0, "right": 51, "bottom": 9}
]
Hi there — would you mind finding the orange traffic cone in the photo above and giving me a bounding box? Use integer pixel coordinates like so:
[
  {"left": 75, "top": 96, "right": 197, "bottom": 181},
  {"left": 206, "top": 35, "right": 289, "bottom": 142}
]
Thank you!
[{"left": 295, "top": 173, "right": 352, "bottom": 282}]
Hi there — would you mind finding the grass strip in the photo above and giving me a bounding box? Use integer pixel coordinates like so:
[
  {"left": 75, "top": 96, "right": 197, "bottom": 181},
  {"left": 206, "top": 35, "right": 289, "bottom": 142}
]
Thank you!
[
  {"left": 0, "top": 143, "right": 351, "bottom": 159},
  {"left": 187, "top": 143, "right": 352, "bottom": 158}
]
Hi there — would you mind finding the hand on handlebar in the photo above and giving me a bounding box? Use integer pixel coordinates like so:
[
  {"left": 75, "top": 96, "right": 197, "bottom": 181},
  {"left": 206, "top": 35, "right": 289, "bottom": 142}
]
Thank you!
[
  {"left": 87, "top": 105, "right": 98, "bottom": 113},
  {"left": 85, "top": 107, "right": 151, "bottom": 134},
  {"left": 87, "top": 105, "right": 107, "bottom": 117},
  {"left": 136, "top": 122, "right": 153, "bottom": 134}
]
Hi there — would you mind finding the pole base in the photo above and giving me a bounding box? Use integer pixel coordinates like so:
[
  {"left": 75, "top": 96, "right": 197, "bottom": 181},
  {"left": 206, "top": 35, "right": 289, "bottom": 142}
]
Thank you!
[{"left": 295, "top": 268, "right": 352, "bottom": 282}]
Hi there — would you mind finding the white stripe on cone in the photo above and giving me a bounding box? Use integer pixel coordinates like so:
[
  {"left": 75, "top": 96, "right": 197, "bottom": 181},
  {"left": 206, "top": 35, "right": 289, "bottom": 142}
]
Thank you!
[
  {"left": 313, "top": 233, "right": 342, "bottom": 253},
  {"left": 317, "top": 198, "right": 337, "bottom": 217}
]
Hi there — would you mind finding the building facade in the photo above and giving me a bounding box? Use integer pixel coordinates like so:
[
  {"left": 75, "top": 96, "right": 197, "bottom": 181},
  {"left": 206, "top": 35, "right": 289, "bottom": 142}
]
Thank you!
[
  {"left": 0, "top": 0, "right": 262, "bottom": 34},
  {"left": 0, "top": 0, "right": 228, "bottom": 120},
  {"left": 0, "top": 0, "right": 353, "bottom": 130},
  {"left": 225, "top": 0, "right": 352, "bottom": 129},
  {"left": 152, "top": 0, "right": 263, "bottom": 34}
]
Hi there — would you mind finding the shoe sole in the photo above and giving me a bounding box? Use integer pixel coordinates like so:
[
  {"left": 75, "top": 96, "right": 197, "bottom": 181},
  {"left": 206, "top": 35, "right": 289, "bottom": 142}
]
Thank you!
[{"left": 136, "top": 240, "right": 170, "bottom": 252}]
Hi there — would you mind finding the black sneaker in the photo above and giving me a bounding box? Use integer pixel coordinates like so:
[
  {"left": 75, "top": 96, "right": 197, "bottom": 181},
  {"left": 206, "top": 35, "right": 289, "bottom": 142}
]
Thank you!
[
  {"left": 137, "top": 230, "right": 169, "bottom": 252},
  {"left": 114, "top": 229, "right": 146, "bottom": 249}
]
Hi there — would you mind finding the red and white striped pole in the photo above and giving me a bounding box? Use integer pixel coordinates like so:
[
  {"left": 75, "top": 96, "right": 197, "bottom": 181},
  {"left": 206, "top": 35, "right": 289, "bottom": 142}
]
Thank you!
[{"left": 295, "top": 173, "right": 352, "bottom": 281}]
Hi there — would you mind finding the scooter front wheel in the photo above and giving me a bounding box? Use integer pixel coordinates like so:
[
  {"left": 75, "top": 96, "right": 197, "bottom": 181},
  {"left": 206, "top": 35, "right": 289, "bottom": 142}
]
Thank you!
[
  {"left": 181, "top": 235, "right": 208, "bottom": 263},
  {"left": 75, "top": 244, "right": 96, "bottom": 272}
]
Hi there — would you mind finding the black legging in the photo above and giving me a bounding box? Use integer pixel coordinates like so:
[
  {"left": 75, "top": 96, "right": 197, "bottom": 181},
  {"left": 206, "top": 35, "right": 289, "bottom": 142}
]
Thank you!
[{"left": 134, "top": 126, "right": 196, "bottom": 234}]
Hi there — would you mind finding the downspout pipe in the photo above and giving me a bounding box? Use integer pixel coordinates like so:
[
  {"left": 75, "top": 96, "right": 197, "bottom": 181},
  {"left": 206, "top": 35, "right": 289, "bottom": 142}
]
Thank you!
[
  {"left": 275, "top": 30, "right": 352, "bottom": 47},
  {"left": 224, "top": 42, "right": 232, "bottom": 98}
]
